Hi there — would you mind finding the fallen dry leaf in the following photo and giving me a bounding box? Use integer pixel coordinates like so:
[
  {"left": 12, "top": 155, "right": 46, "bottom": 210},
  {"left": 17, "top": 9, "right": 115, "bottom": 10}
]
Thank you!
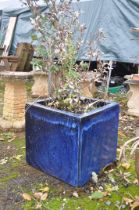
[
  {"left": 35, "top": 203, "right": 42, "bottom": 209},
  {"left": 39, "top": 186, "right": 49, "bottom": 192},
  {"left": 8, "top": 137, "right": 16, "bottom": 143},
  {"left": 72, "top": 191, "right": 79, "bottom": 198},
  {"left": 131, "top": 202, "right": 139, "bottom": 210},
  {"left": 34, "top": 192, "right": 43, "bottom": 200},
  {"left": 90, "top": 187, "right": 94, "bottom": 192},
  {"left": 130, "top": 196, "right": 139, "bottom": 210},
  {"left": 40, "top": 193, "right": 48, "bottom": 201},
  {"left": 133, "top": 179, "right": 138, "bottom": 184},
  {"left": 13, "top": 155, "right": 23, "bottom": 161},
  {"left": 92, "top": 172, "right": 98, "bottom": 184},
  {"left": 0, "top": 158, "right": 8, "bottom": 165},
  {"left": 135, "top": 196, "right": 139, "bottom": 202},
  {"left": 103, "top": 191, "right": 110, "bottom": 197},
  {"left": 105, "top": 184, "right": 119, "bottom": 193},
  {"left": 118, "top": 131, "right": 126, "bottom": 138},
  {"left": 121, "top": 162, "right": 131, "bottom": 170},
  {"left": 22, "top": 193, "right": 32, "bottom": 201},
  {"left": 123, "top": 197, "right": 133, "bottom": 205}
]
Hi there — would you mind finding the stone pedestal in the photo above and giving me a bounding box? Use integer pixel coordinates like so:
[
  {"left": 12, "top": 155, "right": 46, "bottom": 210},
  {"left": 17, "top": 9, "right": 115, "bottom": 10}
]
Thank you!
[
  {"left": 80, "top": 71, "right": 96, "bottom": 97},
  {"left": 125, "top": 80, "right": 139, "bottom": 117},
  {"left": 31, "top": 70, "right": 62, "bottom": 98},
  {"left": 32, "top": 71, "right": 48, "bottom": 98},
  {"left": 0, "top": 71, "right": 32, "bottom": 130}
]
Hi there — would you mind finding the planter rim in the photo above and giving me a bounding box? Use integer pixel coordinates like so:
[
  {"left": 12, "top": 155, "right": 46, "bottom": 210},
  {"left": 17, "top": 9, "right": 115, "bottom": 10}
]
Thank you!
[{"left": 26, "top": 98, "right": 119, "bottom": 119}]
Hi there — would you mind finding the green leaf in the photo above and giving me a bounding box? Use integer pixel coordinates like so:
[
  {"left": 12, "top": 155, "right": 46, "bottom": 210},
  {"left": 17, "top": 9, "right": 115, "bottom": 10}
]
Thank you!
[
  {"left": 31, "top": 34, "right": 38, "bottom": 41},
  {"left": 89, "top": 191, "right": 104, "bottom": 200}
]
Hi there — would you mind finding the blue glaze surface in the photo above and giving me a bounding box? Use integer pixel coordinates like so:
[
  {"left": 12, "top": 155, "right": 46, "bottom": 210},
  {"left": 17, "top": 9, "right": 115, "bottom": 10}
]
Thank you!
[{"left": 25, "top": 100, "right": 119, "bottom": 186}]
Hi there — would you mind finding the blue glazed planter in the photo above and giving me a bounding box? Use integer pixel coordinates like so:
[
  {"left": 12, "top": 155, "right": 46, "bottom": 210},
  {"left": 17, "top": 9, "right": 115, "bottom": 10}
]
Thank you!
[{"left": 25, "top": 99, "right": 119, "bottom": 186}]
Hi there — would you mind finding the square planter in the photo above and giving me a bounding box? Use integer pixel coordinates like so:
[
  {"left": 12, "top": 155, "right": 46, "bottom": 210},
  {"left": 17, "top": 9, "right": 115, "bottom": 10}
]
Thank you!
[{"left": 25, "top": 99, "right": 119, "bottom": 186}]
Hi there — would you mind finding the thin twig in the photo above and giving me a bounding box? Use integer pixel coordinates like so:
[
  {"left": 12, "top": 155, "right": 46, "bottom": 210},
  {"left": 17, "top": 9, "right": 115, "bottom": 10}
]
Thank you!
[
  {"left": 104, "top": 60, "right": 113, "bottom": 99},
  {"left": 84, "top": 99, "right": 104, "bottom": 112}
]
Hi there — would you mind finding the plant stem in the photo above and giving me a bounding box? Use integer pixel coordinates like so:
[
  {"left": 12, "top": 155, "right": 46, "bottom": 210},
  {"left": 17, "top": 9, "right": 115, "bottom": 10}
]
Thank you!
[{"left": 104, "top": 61, "right": 113, "bottom": 99}]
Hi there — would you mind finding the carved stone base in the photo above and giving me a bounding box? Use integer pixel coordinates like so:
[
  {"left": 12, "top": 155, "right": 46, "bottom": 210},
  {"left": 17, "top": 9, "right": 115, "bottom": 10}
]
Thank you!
[
  {"left": 125, "top": 80, "right": 139, "bottom": 117},
  {"left": 3, "top": 80, "right": 27, "bottom": 121},
  {"left": 0, "top": 118, "right": 25, "bottom": 131},
  {"left": 0, "top": 71, "right": 32, "bottom": 131}
]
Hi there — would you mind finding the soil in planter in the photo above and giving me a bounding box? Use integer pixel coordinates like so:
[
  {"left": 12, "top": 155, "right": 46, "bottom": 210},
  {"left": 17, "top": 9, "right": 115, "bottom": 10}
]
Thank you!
[{"left": 44, "top": 97, "right": 107, "bottom": 114}]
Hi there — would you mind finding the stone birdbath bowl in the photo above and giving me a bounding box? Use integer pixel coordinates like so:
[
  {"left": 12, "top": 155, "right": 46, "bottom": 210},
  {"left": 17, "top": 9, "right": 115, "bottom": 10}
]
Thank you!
[
  {"left": 0, "top": 71, "right": 33, "bottom": 130},
  {"left": 131, "top": 74, "right": 139, "bottom": 81},
  {"left": 125, "top": 79, "right": 139, "bottom": 117}
]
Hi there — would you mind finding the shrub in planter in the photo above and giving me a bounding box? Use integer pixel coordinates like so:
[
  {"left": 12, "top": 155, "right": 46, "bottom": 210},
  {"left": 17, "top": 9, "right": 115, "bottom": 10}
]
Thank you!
[
  {"left": 26, "top": 98, "right": 119, "bottom": 186},
  {"left": 23, "top": 0, "right": 103, "bottom": 96},
  {"left": 24, "top": 0, "right": 119, "bottom": 186}
]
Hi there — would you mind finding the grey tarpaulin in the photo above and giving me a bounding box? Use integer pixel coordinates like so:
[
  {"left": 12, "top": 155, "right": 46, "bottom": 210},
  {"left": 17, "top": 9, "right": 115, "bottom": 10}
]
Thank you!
[{"left": 1, "top": 0, "right": 139, "bottom": 63}]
